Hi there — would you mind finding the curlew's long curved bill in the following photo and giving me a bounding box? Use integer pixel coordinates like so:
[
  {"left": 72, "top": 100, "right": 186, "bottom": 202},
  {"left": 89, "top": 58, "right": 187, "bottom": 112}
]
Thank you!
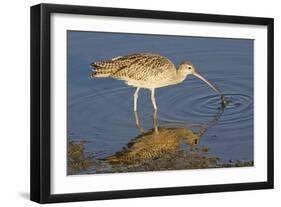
[{"left": 194, "top": 72, "right": 221, "bottom": 94}]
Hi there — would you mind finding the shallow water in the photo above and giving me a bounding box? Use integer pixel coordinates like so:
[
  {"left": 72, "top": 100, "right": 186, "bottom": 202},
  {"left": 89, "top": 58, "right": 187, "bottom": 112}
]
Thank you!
[{"left": 67, "top": 31, "right": 253, "bottom": 174}]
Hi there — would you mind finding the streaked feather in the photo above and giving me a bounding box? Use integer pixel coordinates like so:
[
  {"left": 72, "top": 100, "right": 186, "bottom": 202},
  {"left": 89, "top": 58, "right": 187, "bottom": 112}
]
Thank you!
[{"left": 91, "top": 53, "right": 176, "bottom": 85}]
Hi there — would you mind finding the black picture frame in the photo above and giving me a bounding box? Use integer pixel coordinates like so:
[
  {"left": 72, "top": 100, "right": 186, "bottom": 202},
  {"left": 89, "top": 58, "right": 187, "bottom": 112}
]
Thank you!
[{"left": 30, "top": 3, "right": 274, "bottom": 204}]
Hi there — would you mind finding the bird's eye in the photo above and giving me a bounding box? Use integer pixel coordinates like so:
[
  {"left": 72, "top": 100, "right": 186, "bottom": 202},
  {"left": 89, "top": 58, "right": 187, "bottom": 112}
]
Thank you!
[{"left": 188, "top": 67, "right": 192, "bottom": 70}]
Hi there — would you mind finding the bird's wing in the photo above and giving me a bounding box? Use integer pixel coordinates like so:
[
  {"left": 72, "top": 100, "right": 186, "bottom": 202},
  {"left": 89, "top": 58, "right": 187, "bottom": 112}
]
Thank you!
[
  {"left": 109, "top": 53, "right": 176, "bottom": 81},
  {"left": 93, "top": 53, "right": 151, "bottom": 71}
]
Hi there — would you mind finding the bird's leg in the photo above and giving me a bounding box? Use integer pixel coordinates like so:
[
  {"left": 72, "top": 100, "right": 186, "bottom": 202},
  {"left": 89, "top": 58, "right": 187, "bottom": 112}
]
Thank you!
[
  {"left": 134, "top": 87, "right": 140, "bottom": 112},
  {"left": 150, "top": 88, "right": 158, "bottom": 110},
  {"left": 153, "top": 109, "right": 159, "bottom": 134},
  {"left": 134, "top": 111, "right": 144, "bottom": 133}
]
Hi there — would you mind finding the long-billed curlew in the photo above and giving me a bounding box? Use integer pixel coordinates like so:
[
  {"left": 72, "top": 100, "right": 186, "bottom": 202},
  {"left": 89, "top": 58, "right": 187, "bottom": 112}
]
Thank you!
[{"left": 90, "top": 53, "right": 223, "bottom": 111}]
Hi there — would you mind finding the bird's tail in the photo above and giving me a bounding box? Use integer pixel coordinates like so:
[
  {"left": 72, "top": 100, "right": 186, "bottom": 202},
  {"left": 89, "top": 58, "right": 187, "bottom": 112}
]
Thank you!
[{"left": 90, "top": 61, "right": 118, "bottom": 78}]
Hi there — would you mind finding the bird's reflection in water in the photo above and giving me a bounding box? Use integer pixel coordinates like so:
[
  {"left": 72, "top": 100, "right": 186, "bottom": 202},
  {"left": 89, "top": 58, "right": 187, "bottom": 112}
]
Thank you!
[
  {"left": 105, "top": 109, "right": 222, "bottom": 165},
  {"left": 67, "top": 106, "right": 254, "bottom": 174}
]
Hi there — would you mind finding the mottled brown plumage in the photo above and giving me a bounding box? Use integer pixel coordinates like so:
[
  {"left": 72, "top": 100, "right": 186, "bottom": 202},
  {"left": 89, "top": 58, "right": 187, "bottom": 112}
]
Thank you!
[
  {"left": 105, "top": 127, "right": 200, "bottom": 165},
  {"left": 90, "top": 53, "right": 221, "bottom": 111},
  {"left": 91, "top": 53, "right": 176, "bottom": 88}
]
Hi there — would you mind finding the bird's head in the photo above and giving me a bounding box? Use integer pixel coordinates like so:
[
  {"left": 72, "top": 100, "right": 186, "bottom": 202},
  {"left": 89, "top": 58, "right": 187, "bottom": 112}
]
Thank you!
[
  {"left": 178, "top": 61, "right": 221, "bottom": 94},
  {"left": 178, "top": 61, "right": 196, "bottom": 75},
  {"left": 176, "top": 128, "right": 200, "bottom": 146}
]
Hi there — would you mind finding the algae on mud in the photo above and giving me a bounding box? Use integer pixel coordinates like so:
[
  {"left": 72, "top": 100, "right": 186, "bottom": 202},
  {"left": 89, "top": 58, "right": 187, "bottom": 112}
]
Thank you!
[{"left": 67, "top": 140, "right": 253, "bottom": 174}]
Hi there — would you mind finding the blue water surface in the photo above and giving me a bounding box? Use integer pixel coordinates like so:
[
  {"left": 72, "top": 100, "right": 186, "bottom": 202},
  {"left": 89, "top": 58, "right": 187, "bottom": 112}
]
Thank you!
[{"left": 67, "top": 31, "right": 254, "bottom": 173}]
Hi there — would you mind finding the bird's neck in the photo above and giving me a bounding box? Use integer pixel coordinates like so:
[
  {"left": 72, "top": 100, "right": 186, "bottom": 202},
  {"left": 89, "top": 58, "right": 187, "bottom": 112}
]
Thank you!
[{"left": 174, "top": 69, "right": 188, "bottom": 84}]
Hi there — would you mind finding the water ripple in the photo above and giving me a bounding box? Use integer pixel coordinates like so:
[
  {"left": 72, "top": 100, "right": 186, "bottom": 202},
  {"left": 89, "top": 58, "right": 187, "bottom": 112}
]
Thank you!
[{"left": 160, "top": 92, "right": 252, "bottom": 125}]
